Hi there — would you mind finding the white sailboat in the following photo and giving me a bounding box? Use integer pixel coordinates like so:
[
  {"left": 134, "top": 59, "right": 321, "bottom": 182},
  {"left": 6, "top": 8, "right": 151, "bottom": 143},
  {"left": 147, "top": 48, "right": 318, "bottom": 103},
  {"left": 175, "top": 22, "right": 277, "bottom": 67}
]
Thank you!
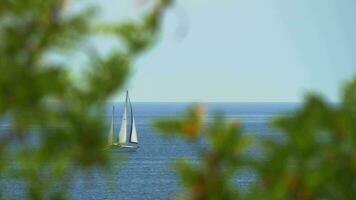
[{"left": 107, "top": 91, "right": 139, "bottom": 150}]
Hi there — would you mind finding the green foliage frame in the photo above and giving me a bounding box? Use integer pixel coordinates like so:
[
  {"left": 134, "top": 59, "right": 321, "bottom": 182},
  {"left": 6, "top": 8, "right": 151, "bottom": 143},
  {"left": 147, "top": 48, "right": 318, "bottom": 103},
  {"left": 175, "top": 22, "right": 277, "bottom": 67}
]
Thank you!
[
  {"left": 155, "top": 80, "right": 356, "bottom": 200},
  {"left": 0, "top": 0, "right": 171, "bottom": 199}
]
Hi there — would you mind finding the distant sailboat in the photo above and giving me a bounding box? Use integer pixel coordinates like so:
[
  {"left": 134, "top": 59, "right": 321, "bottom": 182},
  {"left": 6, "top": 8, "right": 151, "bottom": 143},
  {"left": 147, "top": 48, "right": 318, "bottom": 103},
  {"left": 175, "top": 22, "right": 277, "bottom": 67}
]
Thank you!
[{"left": 107, "top": 91, "right": 138, "bottom": 150}]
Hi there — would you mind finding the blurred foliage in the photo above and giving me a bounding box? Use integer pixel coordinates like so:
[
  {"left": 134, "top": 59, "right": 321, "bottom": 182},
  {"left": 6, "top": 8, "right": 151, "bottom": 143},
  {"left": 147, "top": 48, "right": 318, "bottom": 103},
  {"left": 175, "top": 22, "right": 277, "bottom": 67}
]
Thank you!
[
  {"left": 155, "top": 105, "right": 251, "bottom": 199},
  {"left": 154, "top": 104, "right": 205, "bottom": 139},
  {"left": 0, "top": 0, "right": 171, "bottom": 199},
  {"left": 154, "top": 79, "right": 356, "bottom": 200}
]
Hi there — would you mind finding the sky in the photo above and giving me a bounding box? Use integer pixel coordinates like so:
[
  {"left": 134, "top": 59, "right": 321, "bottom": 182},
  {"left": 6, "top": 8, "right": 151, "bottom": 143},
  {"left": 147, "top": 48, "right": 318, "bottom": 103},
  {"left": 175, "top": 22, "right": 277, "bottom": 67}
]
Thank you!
[{"left": 94, "top": 0, "right": 356, "bottom": 102}]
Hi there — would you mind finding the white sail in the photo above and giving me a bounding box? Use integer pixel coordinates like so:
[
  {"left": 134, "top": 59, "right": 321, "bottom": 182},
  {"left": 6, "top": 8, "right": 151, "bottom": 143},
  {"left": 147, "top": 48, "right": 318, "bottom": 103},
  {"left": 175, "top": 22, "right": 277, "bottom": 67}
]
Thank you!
[
  {"left": 118, "top": 93, "right": 128, "bottom": 144},
  {"left": 108, "top": 106, "right": 114, "bottom": 145},
  {"left": 130, "top": 117, "right": 138, "bottom": 143},
  {"left": 128, "top": 93, "right": 138, "bottom": 144},
  {"left": 107, "top": 91, "right": 138, "bottom": 149}
]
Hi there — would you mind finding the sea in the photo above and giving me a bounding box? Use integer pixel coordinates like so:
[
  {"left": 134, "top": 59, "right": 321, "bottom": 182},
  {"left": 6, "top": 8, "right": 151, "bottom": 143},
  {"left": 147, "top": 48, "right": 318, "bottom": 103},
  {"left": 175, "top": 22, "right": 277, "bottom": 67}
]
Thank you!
[{"left": 1, "top": 103, "right": 298, "bottom": 200}]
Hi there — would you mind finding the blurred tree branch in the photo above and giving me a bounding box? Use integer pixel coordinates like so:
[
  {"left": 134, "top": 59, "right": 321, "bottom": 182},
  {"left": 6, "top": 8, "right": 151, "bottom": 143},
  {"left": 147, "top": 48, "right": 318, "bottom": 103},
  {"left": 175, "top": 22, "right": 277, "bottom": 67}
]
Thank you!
[
  {"left": 154, "top": 79, "right": 356, "bottom": 200},
  {"left": 0, "top": 0, "right": 171, "bottom": 199}
]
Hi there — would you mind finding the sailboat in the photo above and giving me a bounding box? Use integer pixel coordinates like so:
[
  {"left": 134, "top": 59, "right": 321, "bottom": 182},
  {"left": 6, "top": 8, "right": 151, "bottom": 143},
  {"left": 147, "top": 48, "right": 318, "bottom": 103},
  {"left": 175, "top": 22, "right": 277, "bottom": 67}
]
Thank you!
[{"left": 107, "top": 91, "right": 138, "bottom": 151}]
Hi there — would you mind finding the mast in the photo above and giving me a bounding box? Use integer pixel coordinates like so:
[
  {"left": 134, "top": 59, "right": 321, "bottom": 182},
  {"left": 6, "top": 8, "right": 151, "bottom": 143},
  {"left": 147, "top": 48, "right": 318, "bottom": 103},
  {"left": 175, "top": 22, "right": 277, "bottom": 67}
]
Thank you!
[
  {"left": 128, "top": 93, "right": 138, "bottom": 144},
  {"left": 118, "top": 91, "right": 128, "bottom": 144},
  {"left": 108, "top": 106, "right": 115, "bottom": 145}
]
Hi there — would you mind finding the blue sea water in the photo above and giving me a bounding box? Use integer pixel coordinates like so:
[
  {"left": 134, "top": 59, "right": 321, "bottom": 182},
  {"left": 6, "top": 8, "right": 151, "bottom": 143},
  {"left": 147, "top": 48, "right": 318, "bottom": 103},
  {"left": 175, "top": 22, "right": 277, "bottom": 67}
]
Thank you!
[{"left": 1, "top": 103, "right": 298, "bottom": 200}]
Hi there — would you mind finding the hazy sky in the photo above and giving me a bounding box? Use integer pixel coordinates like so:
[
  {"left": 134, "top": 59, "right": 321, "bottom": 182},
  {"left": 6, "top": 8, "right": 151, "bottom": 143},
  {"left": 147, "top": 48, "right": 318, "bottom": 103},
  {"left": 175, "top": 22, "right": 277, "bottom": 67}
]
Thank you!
[{"left": 95, "top": 0, "right": 356, "bottom": 102}]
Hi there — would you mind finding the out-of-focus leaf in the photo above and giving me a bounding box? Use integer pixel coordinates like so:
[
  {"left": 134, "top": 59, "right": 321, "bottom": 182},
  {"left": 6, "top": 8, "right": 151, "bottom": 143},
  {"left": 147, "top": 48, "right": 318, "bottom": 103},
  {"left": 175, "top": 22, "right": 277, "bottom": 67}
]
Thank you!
[{"left": 153, "top": 104, "right": 205, "bottom": 139}]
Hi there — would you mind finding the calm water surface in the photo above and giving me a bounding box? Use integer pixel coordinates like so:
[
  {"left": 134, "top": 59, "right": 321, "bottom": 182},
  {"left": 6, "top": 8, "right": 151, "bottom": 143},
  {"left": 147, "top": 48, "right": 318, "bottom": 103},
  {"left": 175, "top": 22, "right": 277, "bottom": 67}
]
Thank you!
[{"left": 2, "top": 103, "right": 298, "bottom": 200}]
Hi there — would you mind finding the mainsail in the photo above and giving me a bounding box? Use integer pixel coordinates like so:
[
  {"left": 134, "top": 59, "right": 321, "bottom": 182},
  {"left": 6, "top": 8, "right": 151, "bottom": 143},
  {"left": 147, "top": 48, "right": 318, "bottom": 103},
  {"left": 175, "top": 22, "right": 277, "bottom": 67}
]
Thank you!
[
  {"left": 118, "top": 92, "right": 128, "bottom": 144},
  {"left": 108, "top": 106, "right": 115, "bottom": 145}
]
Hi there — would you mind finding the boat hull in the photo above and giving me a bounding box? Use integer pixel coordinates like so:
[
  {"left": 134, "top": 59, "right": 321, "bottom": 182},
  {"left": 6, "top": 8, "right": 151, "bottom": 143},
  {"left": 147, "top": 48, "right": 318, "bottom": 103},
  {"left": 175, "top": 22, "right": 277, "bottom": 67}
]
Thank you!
[{"left": 107, "top": 143, "right": 139, "bottom": 152}]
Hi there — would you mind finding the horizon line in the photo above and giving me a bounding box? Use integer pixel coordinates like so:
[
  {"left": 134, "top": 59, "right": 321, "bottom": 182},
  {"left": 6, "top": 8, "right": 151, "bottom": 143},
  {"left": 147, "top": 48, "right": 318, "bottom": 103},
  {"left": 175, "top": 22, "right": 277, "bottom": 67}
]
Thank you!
[{"left": 106, "top": 101, "right": 304, "bottom": 103}]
